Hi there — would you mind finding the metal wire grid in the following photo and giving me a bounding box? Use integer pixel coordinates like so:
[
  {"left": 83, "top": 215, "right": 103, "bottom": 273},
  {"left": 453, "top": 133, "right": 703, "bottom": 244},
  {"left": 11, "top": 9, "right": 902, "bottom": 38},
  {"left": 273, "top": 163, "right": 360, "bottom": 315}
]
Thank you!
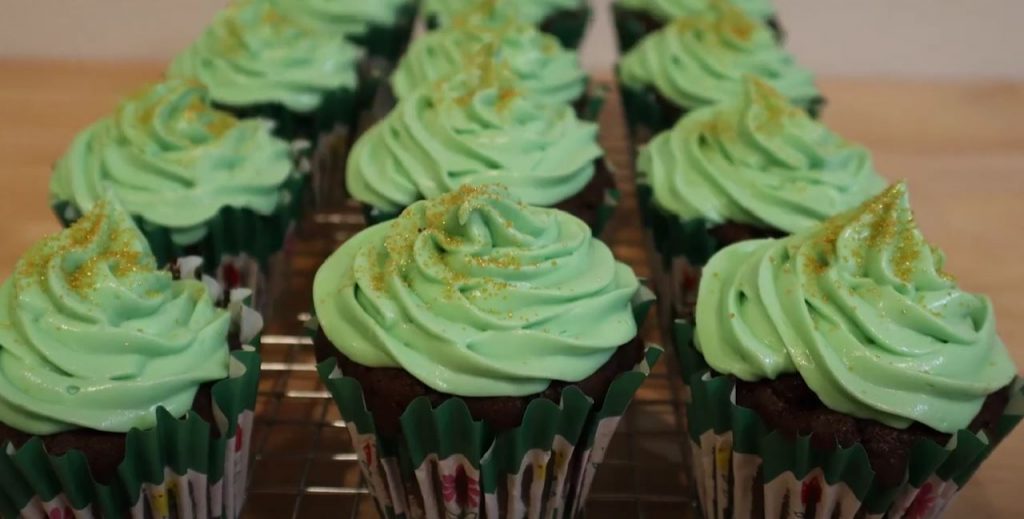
[{"left": 243, "top": 86, "right": 697, "bottom": 519}]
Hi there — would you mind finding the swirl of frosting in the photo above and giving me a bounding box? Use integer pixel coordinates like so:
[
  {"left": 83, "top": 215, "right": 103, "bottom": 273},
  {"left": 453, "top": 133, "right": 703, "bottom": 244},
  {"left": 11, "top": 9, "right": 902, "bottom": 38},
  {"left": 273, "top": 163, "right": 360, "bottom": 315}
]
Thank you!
[
  {"left": 618, "top": 5, "right": 818, "bottom": 111},
  {"left": 638, "top": 78, "right": 885, "bottom": 234},
  {"left": 50, "top": 80, "right": 295, "bottom": 239},
  {"left": 617, "top": 0, "right": 775, "bottom": 21},
  {"left": 347, "top": 66, "right": 602, "bottom": 212},
  {"left": 314, "top": 184, "right": 641, "bottom": 396},
  {"left": 425, "top": 0, "right": 583, "bottom": 26},
  {"left": 168, "top": 1, "right": 361, "bottom": 113},
  {"left": 0, "top": 198, "right": 231, "bottom": 435},
  {"left": 391, "top": 23, "right": 586, "bottom": 105},
  {"left": 695, "top": 183, "right": 1017, "bottom": 433},
  {"left": 258, "top": 0, "right": 410, "bottom": 39}
]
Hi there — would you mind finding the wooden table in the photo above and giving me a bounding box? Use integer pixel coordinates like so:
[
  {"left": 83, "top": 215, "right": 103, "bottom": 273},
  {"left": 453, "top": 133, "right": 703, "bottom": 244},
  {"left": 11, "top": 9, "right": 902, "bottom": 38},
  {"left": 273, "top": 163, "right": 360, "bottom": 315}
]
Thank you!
[{"left": 1, "top": 60, "right": 1022, "bottom": 517}]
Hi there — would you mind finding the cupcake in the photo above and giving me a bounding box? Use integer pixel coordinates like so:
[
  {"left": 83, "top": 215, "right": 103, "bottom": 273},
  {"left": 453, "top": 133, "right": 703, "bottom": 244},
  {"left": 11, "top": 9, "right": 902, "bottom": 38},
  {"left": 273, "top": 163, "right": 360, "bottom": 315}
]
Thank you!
[
  {"left": 168, "top": 0, "right": 362, "bottom": 144},
  {"left": 50, "top": 80, "right": 306, "bottom": 302},
  {"left": 678, "top": 182, "right": 1021, "bottom": 518},
  {"left": 253, "top": 0, "right": 418, "bottom": 62},
  {"left": 346, "top": 65, "right": 616, "bottom": 234},
  {"left": 0, "top": 197, "right": 262, "bottom": 519},
  {"left": 424, "top": 0, "right": 592, "bottom": 49},
  {"left": 618, "top": 4, "right": 820, "bottom": 141},
  {"left": 636, "top": 78, "right": 885, "bottom": 319},
  {"left": 613, "top": 0, "right": 781, "bottom": 53},
  {"left": 391, "top": 21, "right": 588, "bottom": 108},
  {"left": 314, "top": 184, "right": 658, "bottom": 517}
]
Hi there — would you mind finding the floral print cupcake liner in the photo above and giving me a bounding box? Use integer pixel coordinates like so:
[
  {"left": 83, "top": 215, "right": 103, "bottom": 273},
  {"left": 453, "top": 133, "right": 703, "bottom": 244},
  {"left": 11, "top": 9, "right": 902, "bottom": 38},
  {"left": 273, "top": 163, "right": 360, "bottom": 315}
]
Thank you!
[
  {"left": 0, "top": 258, "right": 263, "bottom": 519},
  {"left": 314, "top": 288, "right": 659, "bottom": 518},
  {"left": 672, "top": 320, "right": 1024, "bottom": 519}
]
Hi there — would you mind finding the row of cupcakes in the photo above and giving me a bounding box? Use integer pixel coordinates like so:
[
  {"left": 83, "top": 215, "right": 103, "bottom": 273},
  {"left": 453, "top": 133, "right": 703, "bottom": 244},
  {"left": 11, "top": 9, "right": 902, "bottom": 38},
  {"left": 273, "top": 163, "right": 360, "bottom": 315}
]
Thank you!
[
  {"left": 0, "top": 1, "right": 663, "bottom": 517},
  {"left": 611, "top": 1, "right": 1023, "bottom": 518}
]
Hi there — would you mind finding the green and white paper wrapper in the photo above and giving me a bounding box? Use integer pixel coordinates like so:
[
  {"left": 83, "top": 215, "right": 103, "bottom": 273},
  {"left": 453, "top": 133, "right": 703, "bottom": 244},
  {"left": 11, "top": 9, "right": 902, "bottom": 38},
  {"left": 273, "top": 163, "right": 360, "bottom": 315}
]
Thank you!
[
  {"left": 0, "top": 257, "right": 263, "bottom": 519},
  {"left": 358, "top": 84, "right": 620, "bottom": 237},
  {"left": 346, "top": 2, "right": 420, "bottom": 63},
  {"left": 52, "top": 148, "right": 310, "bottom": 311},
  {"left": 672, "top": 320, "right": 1024, "bottom": 519},
  {"left": 315, "top": 287, "right": 659, "bottom": 518}
]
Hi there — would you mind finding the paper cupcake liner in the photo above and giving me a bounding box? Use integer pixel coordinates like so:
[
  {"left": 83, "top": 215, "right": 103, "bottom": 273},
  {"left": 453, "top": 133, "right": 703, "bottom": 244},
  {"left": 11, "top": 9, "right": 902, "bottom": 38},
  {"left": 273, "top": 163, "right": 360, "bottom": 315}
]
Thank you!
[
  {"left": 347, "top": 2, "right": 420, "bottom": 63},
  {"left": 538, "top": 6, "right": 592, "bottom": 50},
  {"left": 0, "top": 258, "right": 263, "bottom": 519},
  {"left": 672, "top": 320, "right": 1024, "bottom": 519},
  {"left": 53, "top": 152, "right": 309, "bottom": 307},
  {"left": 313, "top": 287, "right": 658, "bottom": 518}
]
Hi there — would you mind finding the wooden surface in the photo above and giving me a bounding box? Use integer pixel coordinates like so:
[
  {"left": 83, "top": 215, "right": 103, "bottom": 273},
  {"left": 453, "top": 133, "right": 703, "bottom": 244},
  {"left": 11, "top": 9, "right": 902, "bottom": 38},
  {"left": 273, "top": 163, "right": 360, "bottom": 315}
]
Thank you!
[{"left": 1, "top": 59, "right": 1023, "bottom": 517}]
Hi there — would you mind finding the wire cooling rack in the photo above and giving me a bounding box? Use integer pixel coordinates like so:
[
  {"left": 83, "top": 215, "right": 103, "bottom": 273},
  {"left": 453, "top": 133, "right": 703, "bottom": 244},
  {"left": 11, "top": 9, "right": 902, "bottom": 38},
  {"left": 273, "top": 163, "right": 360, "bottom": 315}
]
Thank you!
[{"left": 244, "top": 85, "right": 697, "bottom": 519}]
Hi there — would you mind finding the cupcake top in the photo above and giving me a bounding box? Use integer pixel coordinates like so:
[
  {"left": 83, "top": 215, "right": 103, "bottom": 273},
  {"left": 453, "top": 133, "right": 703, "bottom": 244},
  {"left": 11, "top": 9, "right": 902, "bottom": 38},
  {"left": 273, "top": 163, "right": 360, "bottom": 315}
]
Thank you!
[
  {"left": 50, "top": 80, "right": 295, "bottom": 241},
  {"left": 618, "top": 5, "right": 818, "bottom": 111},
  {"left": 638, "top": 78, "right": 885, "bottom": 234},
  {"left": 314, "top": 184, "right": 641, "bottom": 397},
  {"left": 168, "top": 1, "right": 361, "bottom": 113},
  {"left": 617, "top": 0, "right": 776, "bottom": 21},
  {"left": 696, "top": 183, "right": 1017, "bottom": 433},
  {"left": 257, "top": 0, "right": 410, "bottom": 39},
  {"left": 391, "top": 22, "right": 586, "bottom": 105},
  {"left": 347, "top": 65, "right": 602, "bottom": 212},
  {"left": 426, "top": 0, "right": 583, "bottom": 27},
  {"left": 0, "top": 198, "right": 232, "bottom": 435}
]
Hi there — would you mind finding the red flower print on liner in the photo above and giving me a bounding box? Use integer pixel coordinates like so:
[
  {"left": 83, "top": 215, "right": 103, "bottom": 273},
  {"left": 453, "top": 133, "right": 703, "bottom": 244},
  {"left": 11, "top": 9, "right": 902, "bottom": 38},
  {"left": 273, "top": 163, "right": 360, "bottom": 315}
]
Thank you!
[
  {"left": 441, "top": 464, "right": 480, "bottom": 509},
  {"left": 48, "top": 507, "right": 74, "bottom": 519},
  {"left": 235, "top": 424, "right": 244, "bottom": 452},
  {"left": 363, "top": 442, "right": 374, "bottom": 466},
  {"left": 906, "top": 482, "right": 937, "bottom": 519},
  {"left": 801, "top": 477, "right": 822, "bottom": 505}
]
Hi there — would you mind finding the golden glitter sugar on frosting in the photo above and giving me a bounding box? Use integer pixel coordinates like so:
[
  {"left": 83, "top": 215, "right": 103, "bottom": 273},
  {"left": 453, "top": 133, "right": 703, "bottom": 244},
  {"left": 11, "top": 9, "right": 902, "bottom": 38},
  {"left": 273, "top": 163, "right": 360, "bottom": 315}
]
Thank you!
[
  {"left": 18, "top": 199, "right": 154, "bottom": 295},
  {"left": 671, "top": 0, "right": 758, "bottom": 42}
]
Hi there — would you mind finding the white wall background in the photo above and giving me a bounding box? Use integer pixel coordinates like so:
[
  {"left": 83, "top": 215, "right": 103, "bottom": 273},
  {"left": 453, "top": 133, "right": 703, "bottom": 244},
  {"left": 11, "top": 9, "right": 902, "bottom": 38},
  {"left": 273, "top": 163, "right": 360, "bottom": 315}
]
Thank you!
[{"left": 2, "top": 0, "right": 1023, "bottom": 79}]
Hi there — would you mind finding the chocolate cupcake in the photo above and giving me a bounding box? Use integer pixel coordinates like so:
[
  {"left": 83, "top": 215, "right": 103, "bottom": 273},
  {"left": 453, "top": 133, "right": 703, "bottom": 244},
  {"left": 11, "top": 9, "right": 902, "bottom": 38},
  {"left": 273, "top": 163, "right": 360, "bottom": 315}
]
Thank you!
[
  {"left": 635, "top": 78, "right": 885, "bottom": 319},
  {"left": 424, "top": 0, "right": 592, "bottom": 49},
  {"left": 50, "top": 80, "right": 306, "bottom": 302},
  {"left": 253, "top": 0, "right": 418, "bottom": 61},
  {"left": 391, "top": 21, "right": 587, "bottom": 107},
  {"left": 0, "top": 198, "right": 262, "bottom": 518},
  {"left": 314, "top": 184, "right": 658, "bottom": 517},
  {"left": 613, "top": 0, "right": 782, "bottom": 52},
  {"left": 347, "top": 64, "right": 617, "bottom": 234},
  {"left": 677, "top": 182, "right": 1022, "bottom": 518},
  {"left": 618, "top": 4, "right": 821, "bottom": 140},
  {"left": 168, "top": 0, "right": 362, "bottom": 144}
]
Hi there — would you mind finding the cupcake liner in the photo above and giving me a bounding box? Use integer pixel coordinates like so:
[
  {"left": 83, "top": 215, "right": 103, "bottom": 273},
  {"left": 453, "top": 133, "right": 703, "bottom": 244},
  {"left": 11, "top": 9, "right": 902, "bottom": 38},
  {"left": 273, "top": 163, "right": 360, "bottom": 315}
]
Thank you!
[
  {"left": 347, "top": 3, "right": 420, "bottom": 63},
  {"left": 314, "top": 287, "right": 658, "bottom": 518},
  {"left": 672, "top": 320, "right": 1024, "bottom": 519},
  {"left": 0, "top": 258, "right": 263, "bottom": 519},
  {"left": 538, "top": 6, "right": 592, "bottom": 50},
  {"left": 53, "top": 151, "right": 309, "bottom": 308}
]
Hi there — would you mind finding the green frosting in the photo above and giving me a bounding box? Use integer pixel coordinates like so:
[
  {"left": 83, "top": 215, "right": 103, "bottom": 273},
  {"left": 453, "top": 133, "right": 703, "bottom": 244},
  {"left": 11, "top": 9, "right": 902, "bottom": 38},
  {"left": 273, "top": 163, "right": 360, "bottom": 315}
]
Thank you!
[
  {"left": 638, "top": 78, "right": 885, "bottom": 234},
  {"left": 50, "top": 80, "right": 295, "bottom": 245},
  {"left": 425, "top": 0, "right": 583, "bottom": 26},
  {"left": 618, "top": 5, "right": 818, "bottom": 111},
  {"left": 168, "top": 1, "right": 360, "bottom": 113},
  {"left": 314, "top": 184, "right": 640, "bottom": 397},
  {"left": 0, "top": 198, "right": 231, "bottom": 435},
  {"left": 347, "top": 66, "right": 602, "bottom": 212},
  {"left": 695, "top": 183, "right": 1017, "bottom": 433},
  {"left": 392, "top": 23, "right": 586, "bottom": 105},
  {"left": 617, "top": 0, "right": 775, "bottom": 20},
  {"left": 258, "top": 0, "right": 409, "bottom": 39}
]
